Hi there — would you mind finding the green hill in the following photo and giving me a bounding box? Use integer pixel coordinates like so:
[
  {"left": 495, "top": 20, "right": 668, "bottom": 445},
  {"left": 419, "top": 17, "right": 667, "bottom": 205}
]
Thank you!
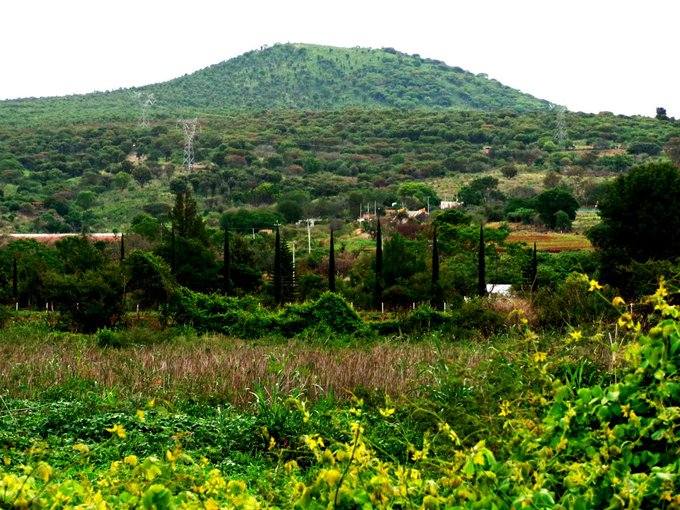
[{"left": 0, "top": 44, "right": 551, "bottom": 126}]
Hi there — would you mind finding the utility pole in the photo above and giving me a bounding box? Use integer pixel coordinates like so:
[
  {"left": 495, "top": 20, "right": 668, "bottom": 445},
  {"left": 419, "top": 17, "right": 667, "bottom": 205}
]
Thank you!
[
  {"left": 306, "top": 219, "right": 312, "bottom": 254},
  {"left": 178, "top": 118, "right": 199, "bottom": 172}
]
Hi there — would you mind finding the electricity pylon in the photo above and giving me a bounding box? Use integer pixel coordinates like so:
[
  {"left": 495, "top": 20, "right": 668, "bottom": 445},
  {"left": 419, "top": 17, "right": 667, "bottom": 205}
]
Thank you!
[
  {"left": 134, "top": 92, "right": 156, "bottom": 128},
  {"left": 178, "top": 118, "right": 199, "bottom": 171}
]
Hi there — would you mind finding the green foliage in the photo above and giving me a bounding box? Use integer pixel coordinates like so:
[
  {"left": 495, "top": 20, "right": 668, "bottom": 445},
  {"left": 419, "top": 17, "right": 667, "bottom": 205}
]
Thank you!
[
  {"left": 459, "top": 176, "right": 503, "bottom": 206},
  {"left": 45, "top": 266, "right": 124, "bottom": 332},
  {"left": 397, "top": 182, "right": 439, "bottom": 209},
  {"left": 165, "top": 287, "right": 365, "bottom": 338},
  {"left": 535, "top": 273, "right": 616, "bottom": 328},
  {"left": 96, "top": 327, "right": 171, "bottom": 348},
  {"left": 125, "top": 250, "right": 175, "bottom": 307},
  {"left": 0, "top": 43, "right": 551, "bottom": 128},
  {"left": 589, "top": 161, "right": 680, "bottom": 277},
  {"left": 0, "top": 107, "right": 678, "bottom": 232},
  {"left": 3, "top": 288, "right": 678, "bottom": 508},
  {"left": 535, "top": 187, "right": 579, "bottom": 229}
]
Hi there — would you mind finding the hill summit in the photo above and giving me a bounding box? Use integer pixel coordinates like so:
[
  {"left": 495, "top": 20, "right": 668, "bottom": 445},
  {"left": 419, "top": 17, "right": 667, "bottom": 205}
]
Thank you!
[
  {"left": 0, "top": 43, "right": 552, "bottom": 125},
  {"left": 145, "top": 43, "right": 551, "bottom": 111}
]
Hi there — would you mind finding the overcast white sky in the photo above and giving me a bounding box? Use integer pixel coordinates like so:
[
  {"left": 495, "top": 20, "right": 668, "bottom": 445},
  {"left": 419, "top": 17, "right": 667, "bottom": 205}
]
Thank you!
[{"left": 0, "top": 0, "right": 677, "bottom": 117}]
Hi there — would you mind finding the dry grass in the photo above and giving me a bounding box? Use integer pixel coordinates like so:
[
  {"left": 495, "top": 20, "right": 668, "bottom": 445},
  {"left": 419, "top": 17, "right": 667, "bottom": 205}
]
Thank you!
[
  {"left": 506, "top": 229, "right": 592, "bottom": 252},
  {"left": 0, "top": 330, "right": 455, "bottom": 406}
]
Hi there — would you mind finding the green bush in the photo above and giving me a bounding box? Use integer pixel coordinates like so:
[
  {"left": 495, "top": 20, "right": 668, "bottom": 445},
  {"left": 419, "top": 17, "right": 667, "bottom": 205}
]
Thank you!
[
  {"left": 165, "top": 288, "right": 365, "bottom": 338},
  {"left": 535, "top": 273, "right": 616, "bottom": 329},
  {"left": 97, "top": 327, "right": 169, "bottom": 348}
]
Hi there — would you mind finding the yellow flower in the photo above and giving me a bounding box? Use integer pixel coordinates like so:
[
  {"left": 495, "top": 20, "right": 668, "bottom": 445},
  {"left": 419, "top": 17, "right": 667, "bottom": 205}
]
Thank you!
[
  {"left": 618, "top": 312, "right": 634, "bottom": 329},
  {"left": 106, "top": 424, "right": 127, "bottom": 439},
  {"left": 303, "top": 435, "right": 324, "bottom": 451},
  {"left": 438, "top": 422, "right": 461, "bottom": 445},
  {"left": 73, "top": 443, "right": 90, "bottom": 454},
  {"left": 204, "top": 499, "right": 219, "bottom": 510},
  {"left": 124, "top": 455, "right": 138, "bottom": 466},
  {"left": 499, "top": 400, "right": 511, "bottom": 417},
  {"left": 136, "top": 409, "right": 146, "bottom": 422},
  {"left": 588, "top": 279, "right": 603, "bottom": 292},
  {"left": 612, "top": 296, "right": 625, "bottom": 307},
  {"left": 320, "top": 468, "right": 342, "bottom": 486},
  {"left": 568, "top": 330, "right": 583, "bottom": 343},
  {"left": 284, "top": 460, "right": 298, "bottom": 472},
  {"left": 379, "top": 407, "right": 395, "bottom": 418},
  {"left": 533, "top": 351, "right": 547, "bottom": 363},
  {"left": 268, "top": 436, "right": 276, "bottom": 450},
  {"left": 556, "top": 437, "right": 568, "bottom": 451},
  {"left": 34, "top": 462, "right": 53, "bottom": 482},
  {"left": 473, "top": 451, "right": 486, "bottom": 465}
]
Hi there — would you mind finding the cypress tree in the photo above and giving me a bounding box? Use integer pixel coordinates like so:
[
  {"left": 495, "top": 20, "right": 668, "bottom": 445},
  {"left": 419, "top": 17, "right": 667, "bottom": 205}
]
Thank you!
[
  {"left": 273, "top": 225, "right": 283, "bottom": 305},
  {"left": 530, "top": 242, "right": 538, "bottom": 292},
  {"left": 431, "top": 226, "right": 443, "bottom": 309},
  {"left": 170, "top": 225, "right": 176, "bottom": 275},
  {"left": 223, "top": 225, "right": 231, "bottom": 294},
  {"left": 373, "top": 215, "right": 383, "bottom": 309},
  {"left": 328, "top": 227, "right": 336, "bottom": 292},
  {"left": 120, "top": 233, "right": 125, "bottom": 263},
  {"left": 12, "top": 255, "right": 18, "bottom": 301},
  {"left": 477, "top": 224, "right": 487, "bottom": 297}
]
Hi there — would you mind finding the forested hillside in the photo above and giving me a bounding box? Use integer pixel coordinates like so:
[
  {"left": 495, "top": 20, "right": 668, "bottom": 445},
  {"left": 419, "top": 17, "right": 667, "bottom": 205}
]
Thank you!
[
  {"left": 1, "top": 108, "right": 678, "bottom": 233},
  {"left": 0, "top": 44, "right": 551, "bottom": 127}
]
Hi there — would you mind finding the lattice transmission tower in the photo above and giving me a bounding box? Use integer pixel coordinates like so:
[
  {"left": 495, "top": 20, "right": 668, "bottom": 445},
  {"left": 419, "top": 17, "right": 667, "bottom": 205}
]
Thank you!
[
  {"left": 178, "top": 118, "right": 199, "bottom": 171},
  {"left": 134, "top": 92, "right": 156, "bottom": 128}
]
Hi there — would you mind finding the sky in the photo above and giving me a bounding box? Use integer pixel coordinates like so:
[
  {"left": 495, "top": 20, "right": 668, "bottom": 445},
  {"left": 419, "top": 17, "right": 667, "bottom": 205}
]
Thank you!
[{"left": 0, "top": 0, "right": 678, "bottom": 117}]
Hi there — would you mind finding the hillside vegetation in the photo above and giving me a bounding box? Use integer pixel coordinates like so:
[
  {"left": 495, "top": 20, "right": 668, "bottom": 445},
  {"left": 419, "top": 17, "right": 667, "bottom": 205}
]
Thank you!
[
  {"left": 1, "top": 108, "right": 678, "bottom": 233},
  {"left": 0, "top": 44, "right": 551, "bottom": 127}
]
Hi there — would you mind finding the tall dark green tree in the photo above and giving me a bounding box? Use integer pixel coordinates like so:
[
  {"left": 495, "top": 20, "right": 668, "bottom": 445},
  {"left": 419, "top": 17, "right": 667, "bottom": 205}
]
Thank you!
[
  {"left": 373, "top": 216, "right": 383, "bottom": 309},
  {"left": 171, "top": 188, "right": 207, "bottom": 243},
  {"left": 223, "top": 225, "right": 232, "bottom": 294},
  {"left": 328, "top": 228, "right": 336, "bottom": 292},
  {"left": 431, "top": 226, "right": 443, "bottom": 309},
  {"left": 477, "top": 224, "right": 486, "bottom": 296},
  {"left": 273, "top": 225, "right": 283, "bottom": 305},
  {"left": 530, "top": 242, "right": 538, "bottom": 292},
  {"left": 588, "top": 161, "right": 680, "bottom": 292},
  {"left": 170, "top": 226, "right": 177, "bottom": 275}
]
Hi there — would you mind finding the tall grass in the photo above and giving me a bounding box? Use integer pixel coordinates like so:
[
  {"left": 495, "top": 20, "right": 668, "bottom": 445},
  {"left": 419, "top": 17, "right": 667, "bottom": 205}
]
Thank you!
[{"left": 0, "top": 325, "right": 454, "bottom": 405}]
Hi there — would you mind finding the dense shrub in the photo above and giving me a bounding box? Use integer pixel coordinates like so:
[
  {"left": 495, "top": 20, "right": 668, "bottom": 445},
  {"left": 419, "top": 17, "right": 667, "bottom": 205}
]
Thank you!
[
  {"left": 535, "top": 273, "right": 616, "bottom": 329},
  {"left": 45, "top": 267, "right": 124, "bottom": 332},
  {"left": 165, "top": 288, "right": 365, "bottom": 338}
]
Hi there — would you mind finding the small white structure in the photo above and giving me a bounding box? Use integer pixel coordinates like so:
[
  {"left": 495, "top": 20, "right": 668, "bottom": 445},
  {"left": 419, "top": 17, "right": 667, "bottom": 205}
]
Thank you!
[
  {"left": 486, "top": 284, "right": 512, "bottom": 296},
  {"left": 405, "top": 208, "right": 429, "bottom": 222},
  {"left": 440, "top": 200, "right": 463, "bottom": 210}
]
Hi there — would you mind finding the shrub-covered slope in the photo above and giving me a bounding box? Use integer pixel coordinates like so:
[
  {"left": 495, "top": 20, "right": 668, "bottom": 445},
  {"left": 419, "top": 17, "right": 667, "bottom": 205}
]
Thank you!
[{"left": 0, "top": 44, "right": 551, "bottom": 126}]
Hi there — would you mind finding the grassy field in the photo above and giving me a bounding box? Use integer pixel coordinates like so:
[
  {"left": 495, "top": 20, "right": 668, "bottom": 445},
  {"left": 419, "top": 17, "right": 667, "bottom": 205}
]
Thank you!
[
  {"left": 1, "top": 286, "right": 678, "bottom": 507},
  {"left": 505, "top": 228, "right": 592, "bottom": 252},
  {"left": 427, "top": 167, "right": 615, "bottom": 200}
]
